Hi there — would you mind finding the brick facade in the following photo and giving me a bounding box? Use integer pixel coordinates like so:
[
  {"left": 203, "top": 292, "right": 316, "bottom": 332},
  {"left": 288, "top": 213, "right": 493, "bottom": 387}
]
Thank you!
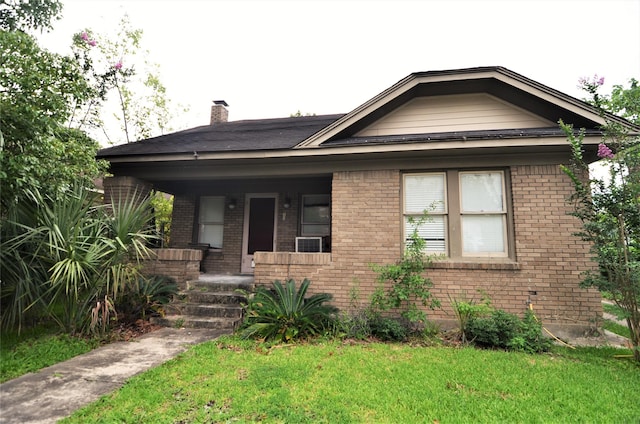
[
  {"left": 142, "top": 248, "right": 202, "bottom": 289},
  {"left": 254, "top": 167, "right": 601, "bottom": 336},
  {"left": 103, "top": 176, "right": 152, "bottom": 205},
  {"left": 162, "top": 166, "right": 600, "bottom": 335},
  {"left": 169, "top": 189, "right": 308, "bottom": 275}
]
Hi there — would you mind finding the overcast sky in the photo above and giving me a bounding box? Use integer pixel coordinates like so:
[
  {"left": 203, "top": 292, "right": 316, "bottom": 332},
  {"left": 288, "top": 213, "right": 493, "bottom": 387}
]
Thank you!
[{"left": 40, "top": 0, "right": 640, "bottom": 144}]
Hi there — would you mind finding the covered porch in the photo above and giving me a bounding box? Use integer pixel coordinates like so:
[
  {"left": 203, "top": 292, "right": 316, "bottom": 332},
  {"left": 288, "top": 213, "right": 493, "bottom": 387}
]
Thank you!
[{"left": 105, "top": 174, "right": 333, "bottom": 283}]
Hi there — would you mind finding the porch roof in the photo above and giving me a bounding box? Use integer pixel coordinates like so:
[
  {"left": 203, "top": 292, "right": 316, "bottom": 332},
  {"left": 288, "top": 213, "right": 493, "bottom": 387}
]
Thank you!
[{"left": 97, "top": 114, "right": 345, "bottom": 158}]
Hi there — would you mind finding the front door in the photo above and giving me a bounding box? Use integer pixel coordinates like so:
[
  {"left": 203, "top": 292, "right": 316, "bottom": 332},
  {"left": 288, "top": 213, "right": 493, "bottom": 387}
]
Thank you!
[{"left": 241, "top": 194, "right": 277, "bottom": 274}]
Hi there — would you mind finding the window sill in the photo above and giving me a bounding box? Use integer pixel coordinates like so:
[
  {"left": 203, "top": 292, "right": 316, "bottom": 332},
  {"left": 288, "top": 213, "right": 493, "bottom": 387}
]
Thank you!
[{"left": 430, "top": 260, "right": 520, "bottom": 271}]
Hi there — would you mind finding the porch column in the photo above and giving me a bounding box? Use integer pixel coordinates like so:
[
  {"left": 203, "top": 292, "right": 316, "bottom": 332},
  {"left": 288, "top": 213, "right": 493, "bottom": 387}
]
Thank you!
[{"left": 103, "top": 176, "right": 153, "bottom": 205}]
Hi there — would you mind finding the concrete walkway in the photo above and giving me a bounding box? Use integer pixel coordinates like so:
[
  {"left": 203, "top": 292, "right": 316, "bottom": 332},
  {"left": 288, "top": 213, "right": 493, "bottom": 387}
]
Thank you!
[{"left": 0, "top": 328, "right": 223, "bottom": 424}]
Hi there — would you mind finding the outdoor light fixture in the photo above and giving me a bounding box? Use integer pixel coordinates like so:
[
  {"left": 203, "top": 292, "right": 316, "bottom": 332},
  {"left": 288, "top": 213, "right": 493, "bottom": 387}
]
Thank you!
[
  {"left": 228, "top": 198, "right": 237, "bottom": 210},
  {"left": 283, "top": 196, "right": 291, "bottom": 209}
]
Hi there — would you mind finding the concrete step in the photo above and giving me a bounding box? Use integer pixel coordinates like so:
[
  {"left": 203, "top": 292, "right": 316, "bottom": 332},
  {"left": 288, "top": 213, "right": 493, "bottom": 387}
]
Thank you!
[
  {"left": 168, "top": 303, "right": 243, "bottom": 318},
  {"left": 155, "top": 275, "right": 253, "bottom": 331},
  {"left": 178, "top": 291, "right": 248, "bottom": 305},
  {"left": 186, "top": 280, "right": 254, "bottom": 293},
  {"left": 152, "top": 315, "right": 241, "bottom": 331}
]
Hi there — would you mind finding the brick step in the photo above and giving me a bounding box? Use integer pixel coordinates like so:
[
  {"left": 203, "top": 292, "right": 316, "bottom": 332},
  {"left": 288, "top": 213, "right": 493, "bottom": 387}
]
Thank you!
[
  {"left": 168, "top": 303, "right": 243, "bottom": 318},
  {"left": 152, "top": 315, "right": 242, "bottom": 331}
]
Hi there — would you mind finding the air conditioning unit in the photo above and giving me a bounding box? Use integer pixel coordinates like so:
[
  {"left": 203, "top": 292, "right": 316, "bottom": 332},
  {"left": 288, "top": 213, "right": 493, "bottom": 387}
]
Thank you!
[{"left": 295, "top": 237, "right": 322, "bottom": 253}]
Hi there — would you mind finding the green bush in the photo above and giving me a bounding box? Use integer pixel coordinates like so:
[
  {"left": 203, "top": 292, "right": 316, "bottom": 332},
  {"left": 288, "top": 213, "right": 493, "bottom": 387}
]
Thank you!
[
  {"left": 369, "top": 215, "right": 440, "bottom": 325},
  {"left": 466, "top": 309, "right": 551, "bottom": 353},
  {"left": 239, "top": 279, "right": 338, "bottom": 342},
  {"left": 467, "top": 310, "right": 521, "bottom": 349},
  {"left": 370, "top": 317, "right": 408, "bottom": 342},
  {"left": 449, "top": 292, "right": 492, "bottom": 343},
  {"left": 511, "top": 310, "right": 552, "bottom": 353},
  {"left": 116, "top": 275, "right": 179, "bottom": 321},
  {"left": 335, "top": 309, "right": 373, "bottom": 340}
]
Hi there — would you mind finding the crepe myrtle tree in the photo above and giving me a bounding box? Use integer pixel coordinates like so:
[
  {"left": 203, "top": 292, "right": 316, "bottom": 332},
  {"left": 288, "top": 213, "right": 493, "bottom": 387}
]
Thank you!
[
  {"left": 560, "top": 75, "right": 640, "bottom": 362},
  {"left": 69, "top": 15, "right": 180, "bottom": 145}
]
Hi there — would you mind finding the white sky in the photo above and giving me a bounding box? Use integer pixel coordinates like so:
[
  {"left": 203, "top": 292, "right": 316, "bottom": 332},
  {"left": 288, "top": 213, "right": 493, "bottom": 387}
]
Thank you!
[{"left": 39, "top": 0, "right": 640, "bottom": 144}]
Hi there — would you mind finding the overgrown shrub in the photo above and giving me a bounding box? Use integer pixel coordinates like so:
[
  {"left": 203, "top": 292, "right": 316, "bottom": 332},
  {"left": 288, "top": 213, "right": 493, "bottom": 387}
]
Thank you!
[
  {"left": 509, "top": 310, "right": 552, "bottom": 353},
  {"left": 116, "top": 275, "right": 179, "bottom": 322},
  {"left": 335, "top": 309, "right": 373, "bottom": 340},
  {"left": 239, "top": 279, "right": 338, "bottom": 342},
  {"left": 370, "top": 316, "right": 408, "bottom": 342},
  {"left": 466, "top": 309, "right": 551, "bottom": 353},
  {"left": 467, "top": 309, "right": 520, "bottom": 349},
  {"left": 449, "top": 292, "right": 492, "bottom": 343},
  {"left": 370, "top": 215, "right": 440, "bottom": 326},
  {"left": 0, "top": 185, "right": 157, "bottom": 335}
]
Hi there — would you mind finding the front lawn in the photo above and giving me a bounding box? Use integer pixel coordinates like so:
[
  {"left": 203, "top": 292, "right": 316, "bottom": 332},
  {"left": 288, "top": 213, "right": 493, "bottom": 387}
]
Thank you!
[
  {"left": 0, "top": 325, "right": 100, "bottom": 383},
  {"left": 62, "top": 337, "right": 639, "bottom": 423}
]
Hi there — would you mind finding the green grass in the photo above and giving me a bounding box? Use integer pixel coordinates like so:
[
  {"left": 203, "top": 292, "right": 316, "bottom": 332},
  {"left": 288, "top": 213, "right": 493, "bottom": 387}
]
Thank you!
[
  {"left": 0, "top": 325, "right": 100, "bottom": 383},
  {"left": 61, "top": 337, "right": 639, "bottom": 423},
  {"left": 604, "top": 319, "right": 632, "bottom": 339},
  {"left": 602, "top": 302, "right": 632, "bottom": 338},
  {"left": 603, "top": 302, "right": 626, "bottom": 319}
]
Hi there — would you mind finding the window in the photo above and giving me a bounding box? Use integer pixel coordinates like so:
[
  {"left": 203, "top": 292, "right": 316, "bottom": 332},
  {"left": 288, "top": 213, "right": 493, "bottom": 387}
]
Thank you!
[
  {"left": 198, "top": 196, "right": 224, "bottom": 249},
  {"left": 301, "top": 194, "right": 330, "bottom": 236},
  {"left": 403, "top": 173, "right": 447, "bottom": 253},
  {"left": 403, "top": 170, "right": 510, "bottom": 258},
  {"left": 459, "top": 171, "right": 507, "bottom": 255}
]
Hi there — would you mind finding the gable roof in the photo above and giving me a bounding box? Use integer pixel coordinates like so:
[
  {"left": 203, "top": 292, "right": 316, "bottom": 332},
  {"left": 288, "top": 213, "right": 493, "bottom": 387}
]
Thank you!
[
  {"left": 98, "top": 66, "right": 633, "bottom": 162},
  {"left": 296, "top": 66, "right": 620, "bottom": 148}
]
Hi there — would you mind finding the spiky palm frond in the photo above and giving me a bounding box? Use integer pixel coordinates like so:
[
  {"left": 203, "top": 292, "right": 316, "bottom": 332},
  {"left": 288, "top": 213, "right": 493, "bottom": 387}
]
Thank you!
[{"left": 240, "top": 279, "right": 337, "bottom": 342}]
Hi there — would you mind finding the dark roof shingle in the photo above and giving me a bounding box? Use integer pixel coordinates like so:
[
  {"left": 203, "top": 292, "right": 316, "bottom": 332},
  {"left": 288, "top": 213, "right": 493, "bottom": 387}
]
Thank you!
[{"left": 97, "top": 114, "right": 344, "bottom": 158}]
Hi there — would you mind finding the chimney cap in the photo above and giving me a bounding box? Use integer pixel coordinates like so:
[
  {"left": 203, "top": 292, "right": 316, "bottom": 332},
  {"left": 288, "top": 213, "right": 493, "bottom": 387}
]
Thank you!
[{"left": 213, "top": 100, "right": 229, "bottom": 107}]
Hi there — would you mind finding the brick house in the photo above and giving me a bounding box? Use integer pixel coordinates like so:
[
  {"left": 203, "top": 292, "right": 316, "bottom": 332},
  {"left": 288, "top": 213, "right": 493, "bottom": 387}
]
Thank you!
[{"left": 97, "top": 66, "right": 628, "bottom": 336}]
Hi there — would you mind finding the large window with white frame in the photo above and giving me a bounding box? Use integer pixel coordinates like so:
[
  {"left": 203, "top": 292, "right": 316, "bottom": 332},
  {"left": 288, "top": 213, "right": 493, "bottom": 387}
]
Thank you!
[
  {"left": 403, "top": 170, "right": 510, "bottom": 258},
  {"left": 198, "top": 196, "right": 225, "bottom": 249}
]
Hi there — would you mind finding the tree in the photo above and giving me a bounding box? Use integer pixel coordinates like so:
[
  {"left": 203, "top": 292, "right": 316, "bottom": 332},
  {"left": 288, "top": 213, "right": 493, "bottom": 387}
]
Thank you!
[
  {"left": 0, "top": 0, "right": 62, "bottom": 32},
  {"left": 0, "top": 4, "right": 107, "bottom": 214},
  {"left": 0, "top": 2, "right": 176, "bottom": 334},
  {"left": 69, "top": 15, "right": 179, "bottom": 144},
  {"left": 561, "top": 75, "right": 640, "bottom": 362}
]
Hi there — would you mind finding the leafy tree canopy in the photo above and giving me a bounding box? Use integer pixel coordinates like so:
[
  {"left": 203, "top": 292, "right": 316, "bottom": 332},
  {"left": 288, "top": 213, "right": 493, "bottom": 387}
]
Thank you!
[
  {"left": 0, "top": 18, "right": 107, "bottom": 212},
  {"left": 0, "top": 0, "right": 62, "bottom": 32}
]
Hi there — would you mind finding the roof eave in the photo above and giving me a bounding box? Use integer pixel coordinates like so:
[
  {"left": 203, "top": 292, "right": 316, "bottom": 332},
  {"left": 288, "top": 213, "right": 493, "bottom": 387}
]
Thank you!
[{"left": 294, "top": 66, "right": 627, "bottom": 149}]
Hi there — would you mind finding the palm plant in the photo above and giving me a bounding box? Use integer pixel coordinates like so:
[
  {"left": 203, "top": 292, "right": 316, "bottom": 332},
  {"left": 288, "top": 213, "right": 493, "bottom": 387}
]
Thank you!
[
  {"left": 0, "top": 192, "right": 50, "bottom": 331},
  {"left": 1, "top": 184, "right": 158, "bottom": 334},
  {"left": 240, "top": 279, "right": 337, "bottom": 342}
]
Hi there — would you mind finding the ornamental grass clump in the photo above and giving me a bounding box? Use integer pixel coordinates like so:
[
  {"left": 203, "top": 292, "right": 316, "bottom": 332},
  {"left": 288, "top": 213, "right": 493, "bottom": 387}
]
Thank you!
[{"left": 239, "top": 278, "right": 338, "bottom": 342}]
